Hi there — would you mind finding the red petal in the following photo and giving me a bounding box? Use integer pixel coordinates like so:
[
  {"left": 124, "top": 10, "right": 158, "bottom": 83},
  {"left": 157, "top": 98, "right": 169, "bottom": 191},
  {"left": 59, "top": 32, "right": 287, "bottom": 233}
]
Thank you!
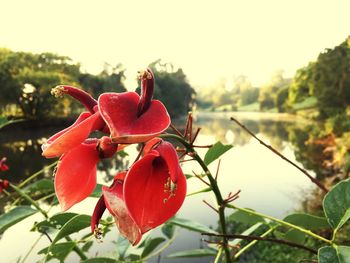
[
  {"left": 54, "top": 142, "right": 99, "bottom": 211},
  {"left": 91, "top": 196, "right": 106, "bottom": 233},
  {"left": 124, "top": 151, "right": 186, "bottom": 234},
  {"left": 102, "top": 172, "right": 142, "bottom": 245},
  {"left": 155, "top": 141, "right": 180, "bottom": 183},
  {"left": 42, "top": 112, "right": 103, "bottom": 158},
  {"left": 143, "top": 138, "right": 162, "bottom": 154},
  {"left": 98, "top": 92, "right": 170, "bottom": 144}
]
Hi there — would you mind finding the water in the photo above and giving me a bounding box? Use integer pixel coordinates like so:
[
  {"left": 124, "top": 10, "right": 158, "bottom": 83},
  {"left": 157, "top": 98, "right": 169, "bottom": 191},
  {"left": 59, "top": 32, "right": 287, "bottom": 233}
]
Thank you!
[{"left": 0, "top": 112, "right": 318, "bottom": 262}]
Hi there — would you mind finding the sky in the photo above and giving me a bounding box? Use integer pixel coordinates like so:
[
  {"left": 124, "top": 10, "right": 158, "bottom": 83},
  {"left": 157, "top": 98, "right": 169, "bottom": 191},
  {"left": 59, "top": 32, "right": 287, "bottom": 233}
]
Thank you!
[{"left": 0, "top": 0, "right": 350, "bottom": 89}]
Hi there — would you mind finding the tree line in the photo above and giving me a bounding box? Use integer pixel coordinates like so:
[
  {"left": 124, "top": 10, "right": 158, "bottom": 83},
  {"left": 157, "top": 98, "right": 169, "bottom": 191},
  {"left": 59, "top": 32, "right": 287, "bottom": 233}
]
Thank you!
[
  {"left": 197, "top": 36, "right": 350, "bottom": 121},
  {"left": 0, "top": 49, "right": 195, "bottom": 120}
]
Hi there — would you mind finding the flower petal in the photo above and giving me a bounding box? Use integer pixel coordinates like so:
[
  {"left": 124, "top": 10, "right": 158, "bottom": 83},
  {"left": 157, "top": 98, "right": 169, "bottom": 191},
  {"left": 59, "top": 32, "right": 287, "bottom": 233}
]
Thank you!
[
  {"left": 156, "top": 141, "right": 180, "bottom": 183},
  {"left": 124, "top": 151, "right": 186, "bottom": 234},
  {"left": 102, "top": 172, "right": 142, "bottom": 245},
  {"left": 42, "top": 111, "right": 103, "bottom": 158},
  {"left": 98, "top": 92, "right": 170, "bottom": 144},
  {"left": 54, "top": 142, "right": 99, "bottom": 211}
]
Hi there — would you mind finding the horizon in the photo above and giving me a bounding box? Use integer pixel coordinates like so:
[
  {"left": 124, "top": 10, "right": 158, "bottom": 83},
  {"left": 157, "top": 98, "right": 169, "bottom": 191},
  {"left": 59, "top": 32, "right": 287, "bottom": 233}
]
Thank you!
[{"left": 1, "top": 0, "right": 349, "bottom": 89}]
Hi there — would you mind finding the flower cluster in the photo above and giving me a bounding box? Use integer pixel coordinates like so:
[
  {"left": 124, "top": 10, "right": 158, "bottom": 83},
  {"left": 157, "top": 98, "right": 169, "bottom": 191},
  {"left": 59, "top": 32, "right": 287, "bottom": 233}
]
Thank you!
[
  {"left": 0, "top": 157, "right": 9, "bottom": 193},
  {"left": 42, "top": 69, "right": 186, "bottom": 245}
]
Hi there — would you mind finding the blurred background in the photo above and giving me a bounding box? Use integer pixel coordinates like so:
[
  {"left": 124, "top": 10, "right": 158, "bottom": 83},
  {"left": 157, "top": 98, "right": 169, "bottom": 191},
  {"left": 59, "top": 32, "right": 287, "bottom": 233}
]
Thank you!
[{"left": 1, "top": 0, "right": 350, "bottom": 262}]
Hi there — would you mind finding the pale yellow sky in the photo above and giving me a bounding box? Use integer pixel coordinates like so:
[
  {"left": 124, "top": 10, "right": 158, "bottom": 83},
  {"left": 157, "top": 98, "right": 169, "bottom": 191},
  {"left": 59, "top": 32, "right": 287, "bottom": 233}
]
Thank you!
[{"left": 0, "top": 0, "right": 349, "bottom": 88}]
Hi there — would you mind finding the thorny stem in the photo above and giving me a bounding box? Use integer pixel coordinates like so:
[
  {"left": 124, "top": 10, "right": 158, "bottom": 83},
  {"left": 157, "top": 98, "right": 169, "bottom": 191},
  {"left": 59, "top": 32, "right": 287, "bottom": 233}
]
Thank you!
[
  {"left": 230, "top": 116, "right": 328, "bottom": 193},
  {"left": 202, "top": 232, "right": 317, "bottom": 255},
  {"left": 226, "top": 204, "right": 332, "bottom": 245},
  {"left": 159, "top": 133, "right": 233, "bottom": 263}
]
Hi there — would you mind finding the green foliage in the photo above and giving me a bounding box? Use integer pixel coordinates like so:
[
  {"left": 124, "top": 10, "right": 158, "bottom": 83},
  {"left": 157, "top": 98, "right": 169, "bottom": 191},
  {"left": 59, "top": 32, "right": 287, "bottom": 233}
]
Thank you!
[
  {"left": 283, "top": 213, "right": 330, "bottom": 230},
  {"left": 204, "top": 141, "right": 233, "bottom": 165},
  {"left": 318, "top": 246, "right": 350, "bottom": 263},
  {"left": 167, "top": 248, "right": 217, "bottom": 258},
  {"left": 38, "top": 242, "right": 76, "bottom": 262},
  {"left": 288, "top": 37, "right": 350, "bottom": 119},
  {"left": 258, "top": 71, "right": 291, "bottom": 111},
  {"left": 275, "top": 86, "right": 289, "bottom": 112},
  {"left": 167, "top": 217, "right": 217, "bottom": 234},
  {"left": 0, "top": 49, "right": 127, "bottom": 120},
  {"left": 0, "top": 206, "right": 37, "bottom": 234},
  {"left": 148, "top": 60, "right": 195, "bottom": 118},
  {"left": 50, "top": 214, "right": 91, "bottom": 245},
  {"left": 141, "top": 237, "right": 166, "bottom": 258},
  {"left": 323, "top": 179, "right": 350, "bottom": 233}
]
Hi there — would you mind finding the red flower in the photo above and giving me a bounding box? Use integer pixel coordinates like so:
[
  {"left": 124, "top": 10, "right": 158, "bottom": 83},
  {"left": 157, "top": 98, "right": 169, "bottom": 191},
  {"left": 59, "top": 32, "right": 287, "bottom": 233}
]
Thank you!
[
  {"left": 54, "top": 137, "right": 122, "bottom": 211},
  {"left": 0, "top": 179, "right": 9, "bottom": 193},
  {"left": 0, "top": 157, "right": 9, "bottom": 172},
  {"left": 91, "top": 139, "right": 186, "bottom": 245},
  {"left": 98, "top": 69, "right": 171, "bottom": 144}
]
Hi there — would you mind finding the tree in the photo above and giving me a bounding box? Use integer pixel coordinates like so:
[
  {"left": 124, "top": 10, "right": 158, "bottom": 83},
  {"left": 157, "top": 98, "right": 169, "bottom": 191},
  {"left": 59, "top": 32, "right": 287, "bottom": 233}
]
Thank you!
[{"left": 147, "top": 60, "right": 195, "bottom": 118}]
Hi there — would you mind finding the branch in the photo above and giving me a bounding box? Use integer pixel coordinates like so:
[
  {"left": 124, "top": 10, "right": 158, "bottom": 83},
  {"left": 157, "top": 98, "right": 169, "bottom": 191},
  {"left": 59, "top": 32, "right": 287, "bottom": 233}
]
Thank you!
[
  {"left": 230, "top": 116, "right": 328, "bottom": 193},
  {"left": 202, "top": 232, "right": 317, "bottom": 255}
]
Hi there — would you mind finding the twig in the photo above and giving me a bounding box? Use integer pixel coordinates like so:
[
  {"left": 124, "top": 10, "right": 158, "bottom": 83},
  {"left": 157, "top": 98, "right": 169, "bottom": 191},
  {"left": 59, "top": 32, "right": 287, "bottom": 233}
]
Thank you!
[
  {"left": 215, "top": 159, "right": 221, "bottom": 181},
  {"left": 191, "top": 128, "right": 201, "bottom": 144},
  {"left": 170, "top": 123, "right": 183, "bottom": 137},
  {"left": 230, "top": 116, "right": 328, "bottom": 193},
  {"left": 193, "top": 171, "right": 210, "bottom": 186},
  {"left": 202, "top": 233, "right": 317, "bottom": 255},
  {"left": 203, "top": 199, "right": 219, "bottom": 213}
]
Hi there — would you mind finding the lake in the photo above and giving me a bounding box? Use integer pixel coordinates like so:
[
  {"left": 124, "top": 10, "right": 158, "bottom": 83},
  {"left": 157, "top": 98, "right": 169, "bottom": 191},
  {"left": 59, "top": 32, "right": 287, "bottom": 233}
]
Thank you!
[{"left": 0, "top": 111, "right": 320, "bottom": 263}]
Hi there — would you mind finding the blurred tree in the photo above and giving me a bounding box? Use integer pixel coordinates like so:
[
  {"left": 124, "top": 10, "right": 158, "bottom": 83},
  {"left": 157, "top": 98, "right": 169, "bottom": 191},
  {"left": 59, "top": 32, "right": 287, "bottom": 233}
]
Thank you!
[
  {"left": 275, "top": 86, "right": 290, "bottom": 112},
  {"left": 258, "top": 70, "right": 291, "bottom": 110},
  {"left": 147, "top": 60, "right": 195, "bottom": 118},
  {"left": 0, "top": 49, "right": 81, "bottom": 119},
  {"left": 288, "top": 37, "right": 350, "bottom": 118},
  {"left": 79, "top": 63, "right": 126, "bottom": 97}
]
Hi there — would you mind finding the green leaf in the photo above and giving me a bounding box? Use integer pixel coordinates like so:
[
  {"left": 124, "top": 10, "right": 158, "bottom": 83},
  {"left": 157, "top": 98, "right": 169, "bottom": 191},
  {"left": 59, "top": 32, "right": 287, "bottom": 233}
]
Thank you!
[
  {"left": 323, "top": 179, "right": 350, "bottom": 232},
  {"left": 228, "top": 209, "right": 265, "bottom": 225},
  {"left": 318, "top": 246, "right": 350, "bottom": 263},
  {"left": 168, "top": 217, "right": 217, "bottom": 234},
  {"left": 141, "top": 237, "right": 166, "bottom": 258},
  {"left": 82, "top": 258, "right": 120, "bottom": 263},
  {"left": 229, "top": 222, "right": 263, "bottom": 246},
  {"left": 82, "top": 241, "right": 93, "bottom": 252},
  {"left": 167, "top": 248, "right": 217, "bottom": 258},
  {"left": 115, "top": 236, "right": 130, "bottom": 259},
  {"left": 204, "top": 141, "right": 233, "bottom": 165},
  {"left": 283, "top": 213, "right": 329, "bottom": 230},
  {"left": 284, "top": 229, "right": 305, "bottom": 244},
  {"left": 90, "top": 184, "right": 103, "bottom": 198},
  {"left": 38, "top": 241, "right": 75, "bottom": 261},
  {"left": 0, "top": 206, "right": 37, "bottom": 234},
  {"left": 186, "top": 187, "right": 212, "bottom": 197},
  {"left": 23, "top": 179, "right": 54, "bottom": 194},
  {"left": 161, "top": 222, "right": 175, "bottom": 239},
  {"left": 185, "top": 174, "right": 193, "bottom": 179},
  {"left": 33, "top": 212, "right": 78, "bottom": 232},
  {"left": 51, "top": 214, "right": 91, "bottom": 245}
]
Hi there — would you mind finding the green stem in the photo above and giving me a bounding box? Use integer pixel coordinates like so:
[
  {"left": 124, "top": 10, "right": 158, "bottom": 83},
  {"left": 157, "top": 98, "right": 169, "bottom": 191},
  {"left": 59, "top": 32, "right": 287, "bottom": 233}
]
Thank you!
[
  {"left": 65, "top": 236, "right": 87, "bottom": 260},
  {"left": 234, "top": 226, "right": 275, "bottom": 259},
  {"left": 20, "top": 234, "right": 43, "bottom": 263},
  {"left": 9, "top": 183, "right": 49, "bottom": 218},
  {"left": 214, "top": 248, "right": 223, "bottom": 263},
  {"left": 159, "top": 133, "right": 232, "bottom": 263},
  {"left": 18, "top": 161, "right": 58, "bottom": 188},
  {"left": 227, "top": 204, "right": 332, "bottom": 245}
]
